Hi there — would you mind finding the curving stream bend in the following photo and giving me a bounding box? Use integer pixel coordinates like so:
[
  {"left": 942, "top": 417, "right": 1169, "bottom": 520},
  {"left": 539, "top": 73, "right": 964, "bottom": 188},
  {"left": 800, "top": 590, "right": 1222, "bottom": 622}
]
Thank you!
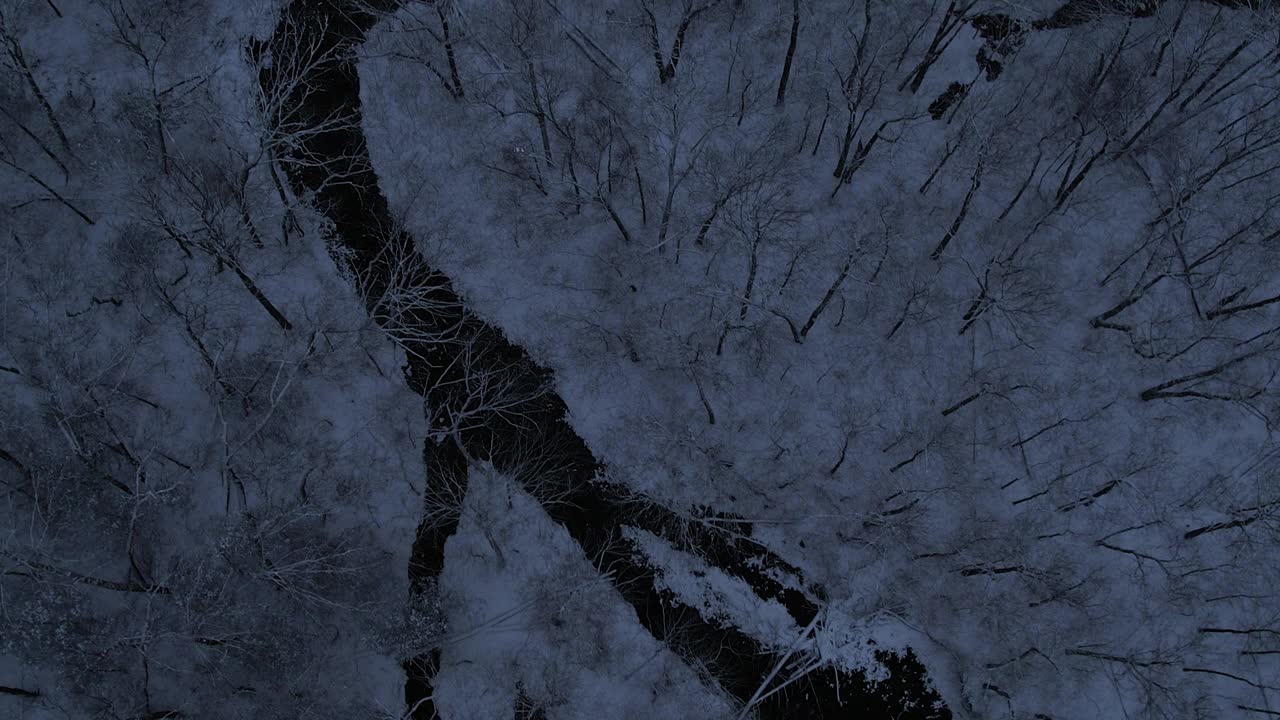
[{"left": 257, "top": 2, "right": 948, "bottom": 718}]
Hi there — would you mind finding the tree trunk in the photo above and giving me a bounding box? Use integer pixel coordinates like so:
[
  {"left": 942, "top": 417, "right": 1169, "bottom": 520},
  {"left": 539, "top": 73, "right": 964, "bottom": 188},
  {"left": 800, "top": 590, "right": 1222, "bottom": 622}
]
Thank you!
[
  {"left": 998, "top": 147, "right": 1041, "bottom": 220},
  {"left": 918, "top": 137, "right": 960, "bottom": 194},
  {"left": 657, "top": 145, "right": 678, "bottom": 253},
  {"left": 797, "top": 255, "right": 851, "bottom": 341},
  {"left": 150, "top": 70, "right": 169, "bottom": 174},
  {"left": 0, "top": 102, "right": 68, "bottom": 178},
  {"left": 775, "top": 0, "right": 801, "bottom": 106},
  {"left": 643, "top": 5, "right": 670, "bottom": 83},
  {"left": 565, "top": 150, "right": 581, "bottom": 214},
  {"left": 0, "top": 155, "right": 94, "bottom": 224},
  {"left": 634, "top": 165, "right": 648, "bottom": 224},
  {"left": 223, "top": 254, "right": 294, "bottom": 331},
  {"left": 437, "top": 6, "right": 465, "bottom": 98},
  {"left": 0, "top": 686, "right": 40, "bottom": 698},
  {"left": 832, "top": 115, "right": 856, "bottom": 178},
  {"left": 601, "top": 193, "right": 634, "bottom": 243},
  {"left": 3, "top": 31, "right": 71, "bottom": 153},
  {"left": 740, "top": 232, "right": 760, "bottom": 318},
  {"left": 695, "top": 196, "right": 726, "bottom": 246},
  {"left": 526, "top": 61, "right": 554, "bottom": 172},
  {"left": 831, "top": 123, "right": 885, "bottom": 197},
  {"left": 810, "top": 92, "right": 830, "bottom": 155},
  {"left": 931, "top": 163, "right": 982, "bottom": 259},
  {"left": 899, "top": 1, "right": 961, "bottom": 94}
]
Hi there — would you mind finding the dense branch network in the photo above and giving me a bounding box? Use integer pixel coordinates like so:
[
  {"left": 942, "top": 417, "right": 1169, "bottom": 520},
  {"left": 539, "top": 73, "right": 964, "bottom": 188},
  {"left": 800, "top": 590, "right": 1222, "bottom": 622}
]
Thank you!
[{"left": 258, "top": 2, "right": 945, "bottom": 719}]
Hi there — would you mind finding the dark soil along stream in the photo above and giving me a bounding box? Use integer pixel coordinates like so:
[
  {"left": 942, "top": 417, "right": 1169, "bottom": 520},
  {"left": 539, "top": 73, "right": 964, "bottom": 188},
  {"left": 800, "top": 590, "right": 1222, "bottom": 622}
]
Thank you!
[{"left": 258, "top": 2, "right": 949, "bottom": 717}]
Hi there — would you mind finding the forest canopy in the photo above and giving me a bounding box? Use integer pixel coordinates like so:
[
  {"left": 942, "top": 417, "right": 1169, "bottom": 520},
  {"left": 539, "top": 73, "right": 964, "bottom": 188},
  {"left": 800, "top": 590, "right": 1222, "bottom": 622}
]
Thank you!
[{"left": 3, "top": 0, "right": 1280, "bottom": 718}]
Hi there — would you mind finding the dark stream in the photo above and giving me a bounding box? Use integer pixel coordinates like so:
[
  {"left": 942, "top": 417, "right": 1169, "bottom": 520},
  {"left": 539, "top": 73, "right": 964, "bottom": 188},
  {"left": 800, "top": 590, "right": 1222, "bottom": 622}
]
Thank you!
[{"left": 257, "top": 2, "right": 948, "bottom": 717}]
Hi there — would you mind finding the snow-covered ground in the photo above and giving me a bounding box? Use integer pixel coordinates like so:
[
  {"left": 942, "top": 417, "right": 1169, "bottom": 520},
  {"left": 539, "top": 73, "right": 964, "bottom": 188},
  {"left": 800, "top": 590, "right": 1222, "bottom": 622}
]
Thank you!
[
  {"left": 428, "top": 463, "right": 738, "bottom": 719},
  {"left": 3, "top": 0, "right": 1279, "bottom": 718},
  {"left": 2, "top": 2, "right": 423, "bottom": 717},
  {"left": 357, "top": 1, "right": 1280, "bottom": 716}
]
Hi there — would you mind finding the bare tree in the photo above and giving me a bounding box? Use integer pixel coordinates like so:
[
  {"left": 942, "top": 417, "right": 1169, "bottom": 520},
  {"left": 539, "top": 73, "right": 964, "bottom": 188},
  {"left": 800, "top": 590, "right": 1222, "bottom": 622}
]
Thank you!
[
  {"left": 0, "top": 4, "right": 71, "bottom": 154},
  {"left": 99, "top": 0, "right": 204, "bottom": 174},
  {"left": 774, "top": 0, "right": 802, "bottom": 106},
  {"left": 371, "top": 0, "right": 468, "bottom": 99},
  {"left": 645, "top": 81, "right": 722, "bottom": 254},
  {"left": 897, "top": 0, "right": 975, "bottom": 94},
  {"left": 637, "top": 0, "right": 724, "bottom": 84}
]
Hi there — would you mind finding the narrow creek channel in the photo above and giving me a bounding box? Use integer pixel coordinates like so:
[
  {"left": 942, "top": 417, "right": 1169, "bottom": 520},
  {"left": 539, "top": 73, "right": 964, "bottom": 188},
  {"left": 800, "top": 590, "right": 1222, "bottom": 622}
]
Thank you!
[{"left": 258, "top": 2, "right": 949, "bottom": 717}]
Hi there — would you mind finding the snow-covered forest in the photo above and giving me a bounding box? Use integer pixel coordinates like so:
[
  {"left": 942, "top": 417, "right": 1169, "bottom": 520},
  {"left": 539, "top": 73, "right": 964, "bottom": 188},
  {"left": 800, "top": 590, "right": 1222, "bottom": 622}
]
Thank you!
[{"left": 3, "top": 0, "right": 1280, "bottom": 718}]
